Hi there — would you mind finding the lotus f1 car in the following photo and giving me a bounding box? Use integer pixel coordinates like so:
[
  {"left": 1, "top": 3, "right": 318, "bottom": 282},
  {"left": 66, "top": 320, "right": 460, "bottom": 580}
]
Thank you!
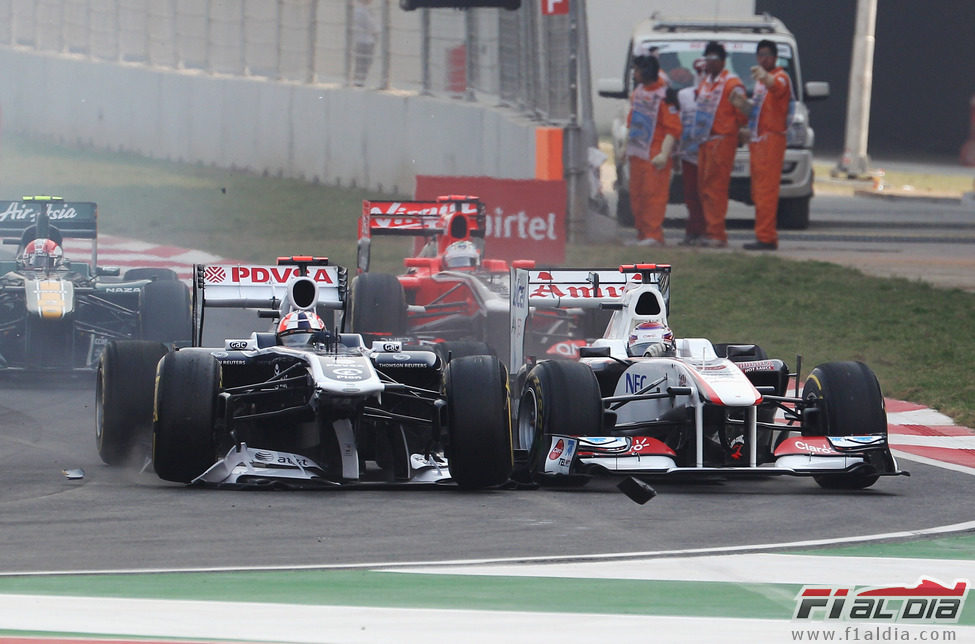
[
  {"left": 351, "top": 195, "right": 608, "bottom": 362},
  {"left": 95, "top": 256, "right": 513, "bottom": 489},
  {"left": 0, "top": 196, "right": 191, "bottom": 371},
  {"left": 510, "top": 264, "right": 908, "bottom": 490}
]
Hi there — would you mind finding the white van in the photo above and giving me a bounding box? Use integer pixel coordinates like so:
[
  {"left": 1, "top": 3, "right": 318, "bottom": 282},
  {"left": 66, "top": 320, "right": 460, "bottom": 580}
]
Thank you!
[{"left": 598, "top": 13, "right": 829, "bottom": 230}]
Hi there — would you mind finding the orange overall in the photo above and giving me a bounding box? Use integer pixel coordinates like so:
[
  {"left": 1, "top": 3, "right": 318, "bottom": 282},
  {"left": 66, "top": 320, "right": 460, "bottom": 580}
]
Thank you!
[
  {"left": 626, "top": 79, "right": 682, "bottom": 242},
  {"left": 749, "top": 67, "right": 792, "bottom": 245},
  {"left": 695, "top": 70, "right": 746, "bottom": 243}
]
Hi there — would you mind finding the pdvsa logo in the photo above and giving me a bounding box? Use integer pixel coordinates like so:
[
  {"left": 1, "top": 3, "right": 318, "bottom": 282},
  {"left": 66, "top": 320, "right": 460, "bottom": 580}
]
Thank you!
[{"left": 794, "top": 578, "right": 969, "bottom": 623}]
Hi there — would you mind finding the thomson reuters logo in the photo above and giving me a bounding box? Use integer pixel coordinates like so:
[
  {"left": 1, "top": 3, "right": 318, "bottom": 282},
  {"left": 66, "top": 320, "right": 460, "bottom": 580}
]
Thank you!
[{"left": 204, "top": 266, "right": 226, "bottom": 283}]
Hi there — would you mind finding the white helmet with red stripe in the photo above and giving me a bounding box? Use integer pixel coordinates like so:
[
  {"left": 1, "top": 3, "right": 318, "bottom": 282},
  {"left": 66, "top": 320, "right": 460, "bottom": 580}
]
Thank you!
[{"left": 21, "top": 238, "right": 63, "bottom": 270}]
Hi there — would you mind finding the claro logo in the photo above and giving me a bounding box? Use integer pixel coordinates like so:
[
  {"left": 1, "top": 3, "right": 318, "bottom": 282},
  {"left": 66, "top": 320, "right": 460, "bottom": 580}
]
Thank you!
[{"left": 794, "top": 440, "right": 838, "bottom": 455}]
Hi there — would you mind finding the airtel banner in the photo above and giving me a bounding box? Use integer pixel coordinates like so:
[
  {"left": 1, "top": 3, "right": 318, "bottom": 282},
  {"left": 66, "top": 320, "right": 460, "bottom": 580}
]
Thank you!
[{"left": 415, "top": 176, "right": 566, "bottom": 264}]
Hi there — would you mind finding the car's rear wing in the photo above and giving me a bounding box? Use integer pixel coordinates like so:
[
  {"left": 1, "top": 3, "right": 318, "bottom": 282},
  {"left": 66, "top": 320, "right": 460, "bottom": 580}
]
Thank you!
[
  {"left": 509, "top": 264, "right": 671, "bottom": 368},
  {"left": 0, "top": 199, "right": 98, "bottom": 239},
  {"left": 357, "top": 196, "right": 485, "bottom": 272},
  {"left": 192, "top": 257, "right": 347, "bottom": 346}
]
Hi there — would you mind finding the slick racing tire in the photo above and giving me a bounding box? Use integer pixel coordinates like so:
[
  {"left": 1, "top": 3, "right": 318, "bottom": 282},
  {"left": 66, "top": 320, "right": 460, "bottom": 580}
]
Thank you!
[
  {"left": 153, "top": 350, "right": 220, "bottom": 483},
  {"left": 802, "top": 361, "right": 887, "bottom": 490},
  {"left": 444, "top": 355, "right": 512, "bottom": 489},
  {"left": 140, "top": 279, "right": 192, "bottom": 344},
  {"left": 123, "top": 268, "right": 179, "bottom": 281},
  {"left": 348, "top": 273, "right": 407, "bottom": 340},
  {"left": 96, "top": 340, "right": 168, "bottom": 466},
  {"left": 433, "top": 340, "right": 495, "bottom": 366},
  {"left": 518, "top": 360, "right": 602, "bottom": 483}
]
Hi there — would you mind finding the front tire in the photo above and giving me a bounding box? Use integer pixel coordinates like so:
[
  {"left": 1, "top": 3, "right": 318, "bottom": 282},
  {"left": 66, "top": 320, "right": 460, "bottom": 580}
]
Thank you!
[
  {"left": 444, "top": 355, "right": 512, "bottom": 489},
  {"left": 802, "top": 361, "right": 887, "bottom": 490},
  {"left": 518, "top": 360, "right": 602, "bottom": 481},
  {"left": 152, "top": 351, "right": 220, "bottom": 483},
  {"left": 96, "top": 340, "right": 168, "bottom": 465}
]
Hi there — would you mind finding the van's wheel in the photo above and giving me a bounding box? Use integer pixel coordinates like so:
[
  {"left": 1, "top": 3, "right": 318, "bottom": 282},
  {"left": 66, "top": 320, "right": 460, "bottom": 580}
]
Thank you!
[
  {"left": 777, "top": 196, "right": 810, "bottom": 230},
  {"left": 140, "top": 280, "right": 192, "bottom": 343},
  {"left": 616, "top": 186, "right": 634, "bottom": 227},
  {"left": 348, "top": 273, "right": 407, "bottom": 341},
  {"left": 802, "top": 361, "right": 887, "bottom": 490},
  {"left": 518, "top": 360, "right": 602, "bottom": 485},
  {"left": 153, "top": 351, "right": 220, "bottom": 483},
  {"left": 96, "top": 340, "right": 168, "bottom": 465},
  {"left": 444, "top": 355, "right": 512, "bottom": 489}
]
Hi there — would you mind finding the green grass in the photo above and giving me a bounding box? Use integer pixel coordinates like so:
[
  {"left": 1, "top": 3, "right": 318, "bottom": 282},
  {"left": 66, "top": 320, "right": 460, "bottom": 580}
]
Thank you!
[{"left": 4, "top": 134, "right": 973, "bottom": 427}]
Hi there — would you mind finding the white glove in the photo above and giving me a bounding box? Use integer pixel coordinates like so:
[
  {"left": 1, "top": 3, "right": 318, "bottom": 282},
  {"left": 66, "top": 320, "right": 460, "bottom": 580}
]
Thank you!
[
  {"left": 651, "top": 134, "right": 675, "bottom": 170},
  {"left": 729, "top": 89, "right": 752, "bottom": 116},
  {"left": 751, "top": 65, "right": 771, "bottom": 86}
]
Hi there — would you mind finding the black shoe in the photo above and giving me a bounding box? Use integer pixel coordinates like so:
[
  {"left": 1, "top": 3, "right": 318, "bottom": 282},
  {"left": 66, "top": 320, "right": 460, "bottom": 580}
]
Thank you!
[{"left": 743, "top": 241, "right": 777, "bottom": 251}]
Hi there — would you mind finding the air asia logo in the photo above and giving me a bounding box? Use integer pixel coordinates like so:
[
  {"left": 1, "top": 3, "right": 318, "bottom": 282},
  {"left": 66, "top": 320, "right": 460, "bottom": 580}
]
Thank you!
[
  {"left": 549, "top": 439, "right": 565, "bottom": 460},
  {"left": 0, "top": 203, "right": 81, "bottom": 222},
  {"left": 794, "top": 578, "right": 969, "bottom": 623}
]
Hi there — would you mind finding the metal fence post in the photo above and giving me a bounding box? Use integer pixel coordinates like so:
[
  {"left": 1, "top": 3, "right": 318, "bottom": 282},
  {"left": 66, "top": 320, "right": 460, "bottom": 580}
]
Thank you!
[
  {"left": 464, "top": 8, "right": 476, "bottom": 101},
  {"left": 307, "top": 0, "right": 318, "bottom": 83},
  {"left": 421, "top": 8, "right": 432, "bottom": 95},
  {"left": 565, "top": 0, "right": 586, "bottom": 244},
  {"left": 380, "top": 0, "right": 390, "bottom": 90}
]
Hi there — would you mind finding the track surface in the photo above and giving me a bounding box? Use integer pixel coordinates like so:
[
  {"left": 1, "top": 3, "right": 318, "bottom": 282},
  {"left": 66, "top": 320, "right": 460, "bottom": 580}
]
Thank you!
[{"left": 0, "top": 361, "right": 970, "bottom": 574}]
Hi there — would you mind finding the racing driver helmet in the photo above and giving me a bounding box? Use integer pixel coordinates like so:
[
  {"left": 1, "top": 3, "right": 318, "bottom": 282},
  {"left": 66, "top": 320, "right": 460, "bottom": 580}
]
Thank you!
[
  {"left": 21, "top": 238, "right": 63, "bottom": 270},
  {"left": 442, "top": 240, "right": 480, "bottom": 270},
  {"left": 627, "top": 320, "right": 675, "bottom": 357},
  {"left": 276, "top": 310, "right": 327, "bottom": 347}
]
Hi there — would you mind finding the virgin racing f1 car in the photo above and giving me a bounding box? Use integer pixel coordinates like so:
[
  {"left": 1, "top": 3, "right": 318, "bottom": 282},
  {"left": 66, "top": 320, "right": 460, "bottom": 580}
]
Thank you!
[
  {"left": 0, "top": 197, "right": 191, "bottom": 371},
  {"left": 95, "top": 256, "right": 513, "bottom": 489},
  {"left": 351, "top": 196, "right": 608, "bottom": 364},
  {"left": 510, "top": 264, "right": 907, "bottom": 490}
]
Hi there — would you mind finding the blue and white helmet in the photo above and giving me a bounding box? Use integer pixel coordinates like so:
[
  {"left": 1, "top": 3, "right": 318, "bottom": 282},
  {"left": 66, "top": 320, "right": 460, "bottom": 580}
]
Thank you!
[{"left": 276, "top": 310, "right": 326, "bottom": 347}]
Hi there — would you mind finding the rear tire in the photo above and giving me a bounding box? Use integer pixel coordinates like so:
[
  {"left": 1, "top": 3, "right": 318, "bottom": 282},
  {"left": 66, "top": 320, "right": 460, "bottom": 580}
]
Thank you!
[
  {"left": 517, "top": 360, "right": 602, "bottom": 481},
  {"left": 348, "top": 273, "right": 407, "bottom": 341},
  {"left": 124, "top": 268, "right": 179, "bottom": 282},
  {"left": 140, "top": 280, "right": 192, "bottom": 343},
  {"left": 96, "top": 340, "right": 168, "bottom": 465},
  {"left": 444, "top": 355, "right": 512, "bottom": 489},
  {"left": 153, "top": 351, "right": 220, "bottom": 483},
  {"left": 433, "top": 340, "right": 494, "bottom": 365},
  {"left": 802, "top": 361, "right": 886, "bottom": 490}
]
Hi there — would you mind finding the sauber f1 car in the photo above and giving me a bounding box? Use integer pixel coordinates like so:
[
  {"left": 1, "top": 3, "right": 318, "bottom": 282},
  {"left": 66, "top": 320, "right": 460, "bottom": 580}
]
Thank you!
[
  {"left": 510, "top": 264, "right": 908, "bottom": 491},
  {"left": 95, "top": 256, "right": 513, "bottom": 489},
  {"left": 351, "top": 195, "right": 608, "bottom": 363},
  {"left": 0, "top": 196, "right": 191, "bottom": 371}
]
